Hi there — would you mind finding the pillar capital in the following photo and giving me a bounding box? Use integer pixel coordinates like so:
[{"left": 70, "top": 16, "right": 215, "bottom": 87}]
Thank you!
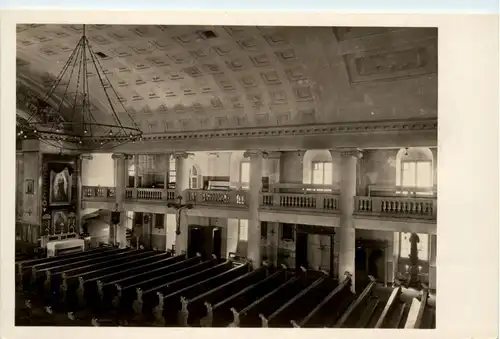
[
  {"left": 112, "top": 153, "right": 132, "bottom": 160},
  {"left": 339, "top": 148, "right": 364, "bottom": 160},
  {"left": 77, "top": 154, "right": 93, "bottom": 161},
  {"left": 266, "top": 151, "right": 282, "bottom": 160},
  {"left": 172, "top": 151, "right": 191, "bottom": 160},
  {"left": 243, "top": 150, "right": 269, "bottom": 159}
]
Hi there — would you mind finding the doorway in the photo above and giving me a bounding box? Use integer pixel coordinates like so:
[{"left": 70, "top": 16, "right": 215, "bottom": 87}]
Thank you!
[
  {"left": 188, "top": 227, "right": 203, "bottom": 258},
  {"left": 212, "top": 228, "right": 222, "bottom": 259},
  {"left": 355, "top": 238, "right": 388, "bottom": 289},
  {"left": 295, "top": 231, "right": 309, "bottom": 270}
]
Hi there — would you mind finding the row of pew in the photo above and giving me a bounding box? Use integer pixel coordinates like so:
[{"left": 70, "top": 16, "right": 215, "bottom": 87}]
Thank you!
[{"left": 15, "top": 245, "right": 435, "bottom": 328}]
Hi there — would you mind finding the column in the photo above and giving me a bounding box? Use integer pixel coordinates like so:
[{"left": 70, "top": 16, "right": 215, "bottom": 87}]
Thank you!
[
  {"left": 112, "top": 153, "right": 128, "bottom": 248},
  {"left": 76, "top": 154, "right": 93, "bottom": 232},
  {"left": 174, "top": 151, "right": 189, "bottom": 254},
  {"left": 244, "top": 150, "right": 265, "bottom": 268},
  {"left": 338, "top": 150, "right": 362, "bottom": 292}
]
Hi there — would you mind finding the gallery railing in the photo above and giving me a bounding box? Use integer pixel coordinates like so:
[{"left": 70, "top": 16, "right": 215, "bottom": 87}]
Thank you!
[
  {"left": 355, "top": 196, "right": 437, "bottom": 220},
  {"left": 82, "top": 186, "right": 437, "bottom": 221}
]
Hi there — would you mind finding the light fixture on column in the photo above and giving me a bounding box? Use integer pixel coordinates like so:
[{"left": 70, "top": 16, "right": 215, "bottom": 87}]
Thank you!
[
  {"left": 16, "top": 24, "right": 143, "bottom": 151},
  {"left": 407, "top": 232, "right": 421, "bottom": 289}
]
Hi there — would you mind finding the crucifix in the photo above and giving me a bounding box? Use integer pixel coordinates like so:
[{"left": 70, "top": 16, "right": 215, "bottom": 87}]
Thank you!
[{"left": 167, "top": 196, "right": 193, "bottom": 236}]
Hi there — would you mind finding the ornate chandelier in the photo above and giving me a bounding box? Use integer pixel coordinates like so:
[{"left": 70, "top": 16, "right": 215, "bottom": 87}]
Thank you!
[{"left": 16, "top": 25, "right": 143, "bottom": 151}]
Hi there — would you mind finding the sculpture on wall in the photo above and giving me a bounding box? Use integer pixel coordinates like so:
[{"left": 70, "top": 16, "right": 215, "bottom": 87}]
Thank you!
[
  {"left": 49, "top": 167, "right": 72, "bottom": 206},
  {"left": 167, "top": 196, "right": 193, "bottom": 236}
]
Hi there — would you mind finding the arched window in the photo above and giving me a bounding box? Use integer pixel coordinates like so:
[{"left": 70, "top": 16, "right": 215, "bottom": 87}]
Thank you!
[
  {"left": 127, "top": 156, "right": 136, "bottom": 187},
  {"left": 311, "top": 161, "right": 333, "bottom": 185},
  {"left": 168, "top": 155, "right": 176, "bottom": 185},
  {"left": 189, "top": 165, "right": 202, "bottom": 189},
  {"left": 400, "top": 232, "right": 429, "bottom": 261},
  {"left": 396, "top": 147, "right": 434, "bottom": 195}
]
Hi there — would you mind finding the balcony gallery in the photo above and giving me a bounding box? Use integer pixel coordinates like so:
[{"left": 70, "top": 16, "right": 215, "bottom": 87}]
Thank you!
[{"left": 81, "top": 149, "right": 437, "bottom": 229}]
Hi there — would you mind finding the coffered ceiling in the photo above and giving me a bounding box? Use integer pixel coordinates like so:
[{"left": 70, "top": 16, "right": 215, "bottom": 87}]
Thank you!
[{"left": 16, "top": 24, "right": 437, "bottom": 136}]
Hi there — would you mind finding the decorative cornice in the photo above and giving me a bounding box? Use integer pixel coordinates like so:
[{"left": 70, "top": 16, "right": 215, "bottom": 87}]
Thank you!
[
  {"left": 136, "top": 118, "right": 437, "bottom": 143},
  {"left": 243, "top": 150, "right": 269, "bottom": 159}
]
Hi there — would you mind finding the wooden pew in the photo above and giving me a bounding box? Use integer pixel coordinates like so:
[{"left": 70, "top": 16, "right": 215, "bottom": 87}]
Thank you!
[
  {"left": 374, "top": 282, "right": 403, "bottom": 328},
  {"left": 292, "top": 272, "right": 353, "bottom": 328},
  {"left": 41, "top": 249, "right": 142, "bottom": 302},
  {"left": 88, "top": 253, "right": 188, "bottom": 309},
  {"left": 17, "top": 246, "right": 116, "bottom": 291},
  {"left": 261, "top": 272, "right": 330, "bottom": 327},
  {"left": 113, "top": 256, "right": 216, "bottom": 316},
  {"left": 134, "top": 260, "right": 234, "bottom": 320},
  {"left": 334, "top": 275, "right": 377, "bottom": 328},
  {"left": 61, "top": 251, "right": 169, "bottom": 310},
  {"left": 183, "top": 265, "right": 269, "bottom": 327},
  {"left": 414, "top": 284, "right": 430, "bottom": 329},
  {"left": 158, "top": 262, "right": 250, "bottom": 326},
  {"left": 30, "top": 248, "right": 129, "bottom": 294},
  {"left": 200, "top": 266, "right": 288, "bottom": 327},
  {"left": 230, "top": 267, "right": 306, "bottom": 327}
]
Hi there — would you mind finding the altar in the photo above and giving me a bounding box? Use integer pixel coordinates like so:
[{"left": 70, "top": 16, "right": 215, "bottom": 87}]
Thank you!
[{"left": 46, "top": 238, "right": 85, "bottom": 257}]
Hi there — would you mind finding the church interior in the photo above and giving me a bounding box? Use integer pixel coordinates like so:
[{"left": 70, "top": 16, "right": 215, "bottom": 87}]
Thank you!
[{"left": 14, "top": 24, "right": 437, "bottom": 328}]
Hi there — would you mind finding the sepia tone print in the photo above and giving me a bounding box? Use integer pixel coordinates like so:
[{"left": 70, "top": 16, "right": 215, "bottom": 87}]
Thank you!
[{"left": 15, "top": 24, "right": 437, "bottom": 328}]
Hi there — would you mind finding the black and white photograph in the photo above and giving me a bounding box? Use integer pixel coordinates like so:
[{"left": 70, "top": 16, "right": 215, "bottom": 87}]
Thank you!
[{"left": 3, "top": 12, "right": 497, "bottom": 338}]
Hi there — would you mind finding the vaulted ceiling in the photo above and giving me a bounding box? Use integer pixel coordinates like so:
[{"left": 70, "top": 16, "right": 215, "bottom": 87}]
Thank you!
[{"left": 16, "top": 25, "right": 437, "bottom": 136}]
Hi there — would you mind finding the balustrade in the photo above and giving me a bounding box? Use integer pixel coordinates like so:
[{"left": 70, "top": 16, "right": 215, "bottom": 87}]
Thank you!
[
  {"left": 186, "top": 189, "right": 248, "bottom": 206},
  {"left": 261, "top": 192, "right": 339, "bottom": 212},
  {"left": 81, "top": 186, "right": 436, "bottom": 221},
  {"left": 355, "top": 196, "right": 436, "bottom": 219},
  {"left": 124, "top": 188, "right": 177, "bottom": 202}
]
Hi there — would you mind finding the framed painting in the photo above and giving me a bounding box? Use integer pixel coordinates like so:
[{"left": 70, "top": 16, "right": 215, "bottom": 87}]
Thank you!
[
  {"left": 25, "top": 179, "right": 34, "bottom": 195},
  {"left": 49, "top": 167, "right": 72, "bottom": 206},
  {"left": 52, "top": 210, "right": 69, "bottom": 234}
]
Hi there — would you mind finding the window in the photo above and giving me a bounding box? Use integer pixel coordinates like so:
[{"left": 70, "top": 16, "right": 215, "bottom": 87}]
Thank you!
[
  {"left": 154, "top": 214, "right": 165, "bottom": 229},
  {"left": 136, "top": 154, "right": 166, "bottom": 188},
  {"left": 127, "top": 156, "right": 136, "bottom": 187},
  {"left": 401, "top": 161, "right": 432, "bottom": 188},
  {"left": 310, "top": 161, "right": 333, "bottom": 192},
  {"left": 240, "top": 162, "right": 250, "bottom": 189},
  {"left": 189, "top": 165, "right": 201, "bottom": 189},
  {"left": 169, "top": 155, "right": 176, "bottom": 185},
  {"left": 400, "top": 232, "right": 429, "bottom": 261},
  {"left": 238, "top": 219, "right": 248, "bottom": 241},
  {"left": 281, "top": 223, "right": 294, "bottom": 241},
  {"left": 261, "top": 221, "right": 268, "bottom": 239}
]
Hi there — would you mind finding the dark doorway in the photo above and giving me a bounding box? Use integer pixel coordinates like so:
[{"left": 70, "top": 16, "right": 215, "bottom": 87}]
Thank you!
[
  {"left": 355, "top": 238, "right": 388, "bottom": 289},
  {"left": 295, "top": 231, "right": 309, "bottom": 270},
  {"left": 188, "top": 227, "right": 203, "bottom": 258},
  {"left": 368, "top": 248, "right": 383, "bottom": 279},
  {"left": 212, "top": 228, "right": 222, "bottom": 259},
  {"left": 355, "top": 246, "right": 369, "bottom": 289}
]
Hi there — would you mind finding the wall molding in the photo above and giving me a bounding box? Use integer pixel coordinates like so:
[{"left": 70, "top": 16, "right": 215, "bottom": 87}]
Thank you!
[{"left": 110, "top": 118, "right": 437, "bottom": 153}]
